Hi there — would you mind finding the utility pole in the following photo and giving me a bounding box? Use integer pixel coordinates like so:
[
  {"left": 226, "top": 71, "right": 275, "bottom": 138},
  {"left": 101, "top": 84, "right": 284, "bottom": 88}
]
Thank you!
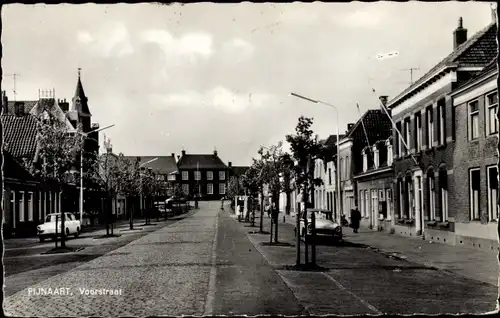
[
  {"left": 5, "top": 73, "right": 20, "bottom": 101},
  {"left": 401, "top": 68, "right": 420, "bottom": 85}
]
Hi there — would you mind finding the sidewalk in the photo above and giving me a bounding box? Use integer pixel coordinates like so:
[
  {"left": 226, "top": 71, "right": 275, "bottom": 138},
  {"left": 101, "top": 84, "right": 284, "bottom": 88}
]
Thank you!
[
  {"left": 343, "top": 228, "right": 499, "bottom": 287},
  {"left": 282, "top": 213, "right": 498, "bottom": 286}
]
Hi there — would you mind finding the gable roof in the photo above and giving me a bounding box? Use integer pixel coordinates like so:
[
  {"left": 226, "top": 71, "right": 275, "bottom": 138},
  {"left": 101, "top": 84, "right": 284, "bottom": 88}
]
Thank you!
[
  {"left": 324, "top": 134, "right": 344, "bottom": 149},
  {"left": 124, "top": 156, "right": 178, "bottom": 175},
  {"left": 389, "top": 22, "right": 497, "bottom": 107},
  {"left": 2, "top": 150, "right": 36, "bottom": 182},
  {"left": 30, "top": 98, "right": 76, "bottom": 131},
  {"left": 451, "top": 57, "right": 498, "bottom": 97},
  {"left": 1, "top": 114, "right": 39, "bottom": 159},
  {"left": 343, "top": 109, "right": 393, "bottom": 148},
  {"left": 177, "top": 153, "right": 228, "bottom": 170}
]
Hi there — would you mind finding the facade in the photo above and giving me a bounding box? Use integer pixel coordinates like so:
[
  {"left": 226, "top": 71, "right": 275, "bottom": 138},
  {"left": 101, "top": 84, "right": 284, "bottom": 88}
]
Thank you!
[
  {"left": 352, "top": 99, "right": 395, "bottom": 232},
  {"left": 176, "top": 150, "right": 229, "bottom": 200},
  {"left": 449, "top": 58, "right": 498, "bottom": 250},
  {"left": 387, "top": 19, "right": 497, "bottom": 242}
]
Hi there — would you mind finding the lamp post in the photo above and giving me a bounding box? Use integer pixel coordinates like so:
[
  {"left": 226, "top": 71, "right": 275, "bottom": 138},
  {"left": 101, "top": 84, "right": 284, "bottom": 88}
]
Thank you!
[
  {"left": 139, "top": 158, "right": 158, "bottom": 215},
  {"left": 290, "top": 92, "right": 342, "bottom": 225},
  {"left": 78, "top": 124, "right": 115, "bottom": 224}
]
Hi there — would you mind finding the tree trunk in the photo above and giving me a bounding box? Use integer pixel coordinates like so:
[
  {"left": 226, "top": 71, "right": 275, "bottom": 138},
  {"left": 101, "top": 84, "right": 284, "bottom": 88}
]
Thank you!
[
  {"left": 60, "top": 188, "right": 67, "bottom": 248},
  {"left": 259, "top": 188, "right": 264, "bottom": 232},
  {"left": 274, "top": 191, "right": 279, "bottom": 243}
]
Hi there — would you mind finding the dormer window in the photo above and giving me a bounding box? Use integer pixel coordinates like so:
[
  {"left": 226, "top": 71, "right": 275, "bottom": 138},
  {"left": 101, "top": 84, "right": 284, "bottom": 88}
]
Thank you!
[
  {"left": 362, "top": 148, "right": 368, "bottom": 172},
  {"left": 372, "top": 144, "right": 379, "bottom": 169},
  {"left": 386, "top": 139, "right": 393, "bottom": 166}
]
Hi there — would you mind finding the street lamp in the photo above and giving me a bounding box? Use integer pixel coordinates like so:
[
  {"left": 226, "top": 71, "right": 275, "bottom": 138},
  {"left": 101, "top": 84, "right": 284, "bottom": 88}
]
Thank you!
[
  {"left": 290, "top": 92, "right": 342, "bottom": 225},
  {"left": 77, "top": 124, "right": 115, "bottom": 224},
  {"left": 139, "top": 157, "right": 158, "bottom": 212}
]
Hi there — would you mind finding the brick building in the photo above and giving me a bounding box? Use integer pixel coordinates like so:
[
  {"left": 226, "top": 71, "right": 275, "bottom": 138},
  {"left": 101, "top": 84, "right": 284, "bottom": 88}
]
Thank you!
[
  {"left": 449, "top": 57, "right": 498, "bottom": 250},
  {"left": 176, "top": 150, "right": 229, "bottom": 200},
  {"left": 386, "top": 18, "right": 497, "bottom": 242},
  {"left": 353, "top": 98, "right": 394, "bottom": 233}
]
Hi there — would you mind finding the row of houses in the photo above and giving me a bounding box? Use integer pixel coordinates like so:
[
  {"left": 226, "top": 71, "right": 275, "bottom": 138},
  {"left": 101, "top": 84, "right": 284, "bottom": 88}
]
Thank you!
[
  {"left": 281, "top": 17, "right": 498, "bottom": 252},
  {"left": 1, "top": 71, "right": 247, "bottom": 237}
]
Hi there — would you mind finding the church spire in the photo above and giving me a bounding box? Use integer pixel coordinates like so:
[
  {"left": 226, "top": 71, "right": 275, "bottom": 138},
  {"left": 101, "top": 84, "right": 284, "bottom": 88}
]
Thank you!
[{"left": 71, "top": 67, "right": 91, "bottom": 116}]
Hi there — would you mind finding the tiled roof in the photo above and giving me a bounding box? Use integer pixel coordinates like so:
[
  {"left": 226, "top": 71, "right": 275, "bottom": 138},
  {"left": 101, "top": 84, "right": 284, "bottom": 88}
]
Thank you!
[
  {"left": 324, "top": 134, "right": 344, "bottom": 149},
  {"left": 1, "top": 114, "right": 39, "bottom": 159},
  {"left": 230, "top": 166, "right": 250, "bottom": 177},
  {"left": 177, "top": 154, "right": 228, "bottom": 170},
  {"left": 345, "top": 109, "right": 393, "bottom": 148},
  {"left": 389, "top": 22, "right": 497, "bottom": 106},
  {"left": 124, "top": 156, "right": 178, "bottom": 175},
  {"left": 3, "top": 150, "right": 36, "bottom": 181},
  {"left": 4, "top": 100, "right": 38, "bottom": 115},
  {"left": 30, "top": 98, "right": 76, "bottom": 131}
]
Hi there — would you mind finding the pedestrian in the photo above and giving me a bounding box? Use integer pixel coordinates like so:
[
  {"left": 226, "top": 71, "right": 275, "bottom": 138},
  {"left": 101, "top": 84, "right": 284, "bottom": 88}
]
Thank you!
[
  {"left": 265, "top": 203, "right": 271, "bottom": 218},
  {"left": 350, "top": 206, "right": 361, "bottom": 233},
  {"left": 220, "top": 196, "right": 225, "bottom": 210}
]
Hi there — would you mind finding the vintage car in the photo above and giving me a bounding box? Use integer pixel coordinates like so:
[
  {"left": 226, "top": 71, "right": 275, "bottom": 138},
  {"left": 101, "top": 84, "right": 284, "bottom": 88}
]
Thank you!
[
  {"left": 37, "top": 212, "right": 81, "bottom": 242},
  {"left": 294, "top": 209, "right": 343, "bottom": 243}
]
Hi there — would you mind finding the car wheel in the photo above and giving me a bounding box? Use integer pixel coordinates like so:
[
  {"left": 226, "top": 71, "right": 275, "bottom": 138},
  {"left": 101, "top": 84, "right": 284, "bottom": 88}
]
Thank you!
[{"left": 39, "top": 236, "right": 45, "bottom": 242}]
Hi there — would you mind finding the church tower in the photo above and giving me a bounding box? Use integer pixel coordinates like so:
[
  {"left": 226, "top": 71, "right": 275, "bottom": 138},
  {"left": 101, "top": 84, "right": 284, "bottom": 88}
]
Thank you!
[{"left": 68, "top": 68, "right": 92, "bottom": 132}]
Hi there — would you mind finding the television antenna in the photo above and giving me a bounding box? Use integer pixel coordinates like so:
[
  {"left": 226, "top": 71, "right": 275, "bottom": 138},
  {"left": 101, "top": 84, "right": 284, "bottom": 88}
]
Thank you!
[
  {"left": 401, "top": 68, "right": 420, "bottom": 85},
  {"left": 5, "top": 73, "right": 21, "bottom": 101}
]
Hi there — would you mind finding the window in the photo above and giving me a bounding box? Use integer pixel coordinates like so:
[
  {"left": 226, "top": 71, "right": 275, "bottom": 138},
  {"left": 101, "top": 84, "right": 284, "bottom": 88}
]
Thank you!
[
  {"left": 219, "top": 183, "right": 226, "bottom": 194},
  {"left": 194, "top": 171, "right": 201, "bottom": 181},
  {"left": 66, "top": 213, "right": 74, "bottom": 221},
  {"left": 398, "top": 180, "right": 403, "bottom": 219},
  {"left": 10, "top": 191, "right": 16, "bottom": 228},
  {"left": 328, "top": 168, "right": 332, "bottom": 185},
  {"left": 468, "top": 100, "right": 479, "bottom": 140},
  {"left": 363, "top": 149, "right": 368, "bottom": 172},
  {"left": 182, "top": 184, "right": 189, "bottom": 195},
  {"left": 182, "top": 171, "right": 189, "bottom": 181},
  {"left": 426, "top": 106, "right": 434, "bottom": 147},
  {"left": 359, "top": 190, "right": 364, "bottom": 216},
  {"left": 345, "top": 156, "right": 349, "bottom": 179},
  {"left": 487, "top": 165, "right": 498, "bottom": 221},
  {"left": 427, "top": 174, "right": 436, "bottom": 221},
  {"left": 404, "top": 118, "right": 411, "bottom": 155},
  {"left": 39, "top": 191, "right": 43, "bottom": 221},
  {"left": 439, "top": 170, "right": 448, "bottom": 222},
  {"left": 469, "top": 168, "right": 481, "bottom": 220},
  {"left": 27, "top": 192, "right": 33, "bottom": 221},
  {"left": 415, "top": 112, "right": 422, "bottom": 152},
  {"left": 207, "top": 183, "right": 213, "bottom": 194},
  {"left": 486, "top": 91, "right": 498, "bottom": 135},
  {"left": 19, "top": 191, "right": 25, "bottom": 222},
  {"left": 437, "top": 99, "right": 446, "bottom": 145},
  {"left": 396, "top": 122, "right": 402, "bottom": 157},
  {"left": 364, "top": 190, "right": 369, "bottom": 218},
  {"left": 387, "top": 142, "right": 393, "bottom": 166},
  {"left": 167, "top": 174, "right": 176, "bottom": 181},
  {"left": 340, "top": 158, "right": 343, "bottom": 181},
  {"left": 373, "top": 146, "right": 379, "bottom": 168},
  {"left": 46, "top": 192, "right": 50, "bottom": 215},
  {"left": 219, "top": 171, "right": 225, "bottom": 181},
  {"left": 371, "top": 189, "right": 378, "bottom": 218},
  {"left": 207, "top": 171, "right": 213, "bottom": 180}
]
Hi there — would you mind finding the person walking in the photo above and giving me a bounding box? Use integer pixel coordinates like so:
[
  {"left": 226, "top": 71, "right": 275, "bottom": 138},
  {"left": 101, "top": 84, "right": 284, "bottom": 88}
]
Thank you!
[
  {"left": 350, "top": 206, "right": 361, "bottom": 233},
  {"left": 220, "top": 197, "right": 225, "bottom": 210}
]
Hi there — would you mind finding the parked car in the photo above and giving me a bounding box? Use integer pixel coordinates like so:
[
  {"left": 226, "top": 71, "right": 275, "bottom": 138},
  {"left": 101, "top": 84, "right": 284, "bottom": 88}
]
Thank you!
[
  {"left": 37, "top": 212, "right": 81, "bottom": 242},
  {"left": 294, "top": 209, "right": 342, "bottom": 243}
]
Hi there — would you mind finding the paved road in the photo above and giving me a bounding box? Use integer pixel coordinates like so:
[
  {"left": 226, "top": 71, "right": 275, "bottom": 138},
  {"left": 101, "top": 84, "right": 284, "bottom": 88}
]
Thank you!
[{"left": 4, "top": 203, "right": 496, "bottom": 316}]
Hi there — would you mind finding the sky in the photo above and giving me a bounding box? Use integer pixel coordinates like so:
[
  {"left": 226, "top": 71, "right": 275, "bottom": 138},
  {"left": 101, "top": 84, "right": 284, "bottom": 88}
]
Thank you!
[{"left": 2, "top": 2, "right": 495, "bottom": 166}]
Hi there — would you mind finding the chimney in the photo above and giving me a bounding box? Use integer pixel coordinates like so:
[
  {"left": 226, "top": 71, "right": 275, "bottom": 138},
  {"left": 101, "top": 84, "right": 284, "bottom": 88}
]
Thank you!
[
  {"left": 2, "top": 90, "right": 8, "bottom": 115},
  {"left": 379, "top": 96, "right": 388, "bottom": 107},
  {"left": 453, "top": 17, "right": 468, "bottom": 50},
  {"left": 171, "top": 153, "right": 175, "bottom": 158},
  {"left": 181, "top": 150, "right": 186, "bottom": 156},
  {"left": 59, "top": 99, "right": 70, "bottom": 112},
  {"left": 177, "top": 155, "right": 180, "bottom": 160},
  {"left": 14, "top": 101, "right": 25, "bottom": 116},
  {"left": 228, "top": 161, "right": 232, "bottom": 167},
  {"left": 214, "top": 150, "right": 218, "bottom": 156}
]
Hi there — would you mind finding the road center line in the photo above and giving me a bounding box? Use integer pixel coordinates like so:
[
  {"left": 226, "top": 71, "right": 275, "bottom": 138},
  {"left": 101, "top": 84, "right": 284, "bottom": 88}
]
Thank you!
[
  {"left": 203, "top": 209, "right": 219, "bottom": 316},
  {"left": 322, "top": 272, "right": 382, "bottom": 315}
]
